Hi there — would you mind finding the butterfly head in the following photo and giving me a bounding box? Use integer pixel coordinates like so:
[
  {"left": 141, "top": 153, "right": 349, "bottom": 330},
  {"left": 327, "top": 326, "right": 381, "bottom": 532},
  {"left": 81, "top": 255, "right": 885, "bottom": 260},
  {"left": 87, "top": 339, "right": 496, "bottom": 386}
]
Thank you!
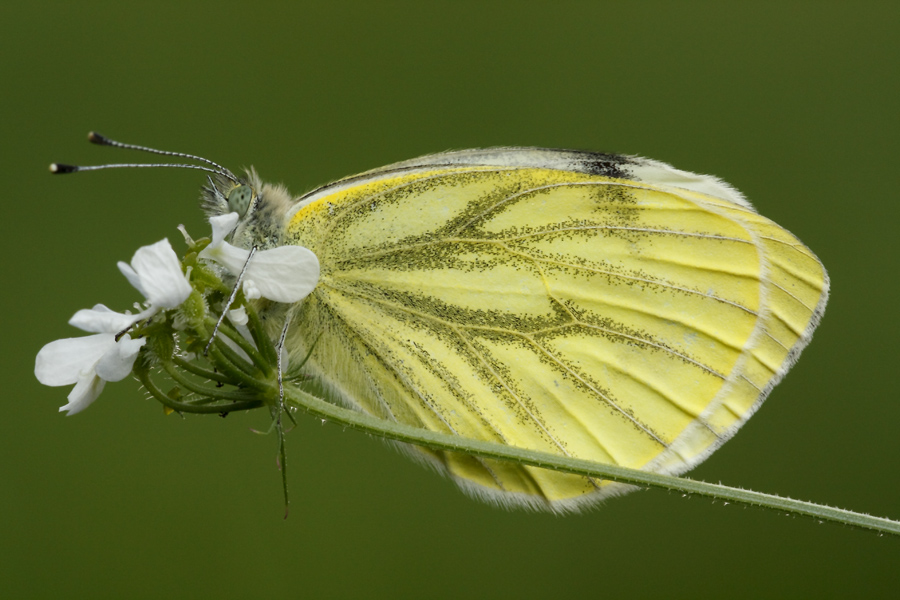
[{"left": 202, "top": 168, "right": 295, "bottom": 251}]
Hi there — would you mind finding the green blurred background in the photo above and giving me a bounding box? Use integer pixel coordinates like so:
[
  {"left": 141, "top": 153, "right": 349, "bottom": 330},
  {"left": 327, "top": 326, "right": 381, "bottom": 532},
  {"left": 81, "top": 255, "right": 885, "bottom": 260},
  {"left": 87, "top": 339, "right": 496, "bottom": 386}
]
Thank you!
[{"left": 2, "top": 2, "right": 898, "bottom": 598}]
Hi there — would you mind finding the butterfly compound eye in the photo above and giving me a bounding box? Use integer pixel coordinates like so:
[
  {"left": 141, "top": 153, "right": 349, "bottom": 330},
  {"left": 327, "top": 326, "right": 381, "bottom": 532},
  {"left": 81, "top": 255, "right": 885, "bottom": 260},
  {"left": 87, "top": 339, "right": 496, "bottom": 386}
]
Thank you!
[{"left": 227, "top": 185, "right": 253, "bottom": 217}]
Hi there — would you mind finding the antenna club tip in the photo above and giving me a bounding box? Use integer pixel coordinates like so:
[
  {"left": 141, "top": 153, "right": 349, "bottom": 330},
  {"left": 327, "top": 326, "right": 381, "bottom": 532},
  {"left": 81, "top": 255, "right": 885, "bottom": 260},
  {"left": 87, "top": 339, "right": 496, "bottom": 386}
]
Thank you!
[
  {"left": 50, "top": 163, "right": 79, "bottom": 174},
  {"left": 88, "top": 131, "right": 109, "bottom": 145}
]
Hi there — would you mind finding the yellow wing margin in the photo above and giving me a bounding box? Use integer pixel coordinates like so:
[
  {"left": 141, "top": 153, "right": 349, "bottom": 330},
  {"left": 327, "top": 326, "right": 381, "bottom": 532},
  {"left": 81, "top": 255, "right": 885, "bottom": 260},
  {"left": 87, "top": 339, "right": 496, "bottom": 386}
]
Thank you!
[{"left": 283, "top": 161, "right": 828, "bottom": 512}]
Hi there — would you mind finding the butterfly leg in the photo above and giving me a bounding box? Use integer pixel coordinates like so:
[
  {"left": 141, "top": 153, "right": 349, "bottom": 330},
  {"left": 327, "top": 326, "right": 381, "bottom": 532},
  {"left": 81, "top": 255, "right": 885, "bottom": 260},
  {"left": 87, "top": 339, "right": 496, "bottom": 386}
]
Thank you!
[{"left": 204, "top": 245, "right": 258, "bottom": 355}]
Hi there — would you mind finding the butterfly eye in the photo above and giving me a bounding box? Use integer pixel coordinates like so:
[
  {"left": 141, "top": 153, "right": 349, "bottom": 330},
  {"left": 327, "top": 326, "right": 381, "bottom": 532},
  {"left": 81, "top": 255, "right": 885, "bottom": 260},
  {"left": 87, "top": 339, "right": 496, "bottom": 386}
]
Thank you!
[{"left": 227, "top": 185, "right": 254, "bottom": 217}]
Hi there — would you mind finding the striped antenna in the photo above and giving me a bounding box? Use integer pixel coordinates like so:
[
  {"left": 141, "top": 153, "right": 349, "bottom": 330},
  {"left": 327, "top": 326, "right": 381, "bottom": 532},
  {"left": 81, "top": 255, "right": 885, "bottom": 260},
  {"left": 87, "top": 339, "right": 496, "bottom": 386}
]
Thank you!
[{"left": 50, "top": 131, "right": 238, "bottom": 183}]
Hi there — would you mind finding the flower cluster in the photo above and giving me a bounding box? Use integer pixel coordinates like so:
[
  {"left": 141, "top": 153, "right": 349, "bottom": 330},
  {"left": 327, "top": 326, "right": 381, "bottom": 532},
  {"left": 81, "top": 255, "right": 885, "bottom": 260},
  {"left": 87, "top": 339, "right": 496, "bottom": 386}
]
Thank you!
[{"left": 35, "top": 213, "right": 320, "bottom": 415}]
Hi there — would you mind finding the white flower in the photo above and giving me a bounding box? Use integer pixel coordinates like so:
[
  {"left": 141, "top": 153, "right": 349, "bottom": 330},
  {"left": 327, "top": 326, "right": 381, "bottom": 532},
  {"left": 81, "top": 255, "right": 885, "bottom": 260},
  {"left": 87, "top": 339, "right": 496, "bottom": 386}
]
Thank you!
[
  {"left": 118, "top": 238, "right": 193, "bottom": 319},
  {"left": 35, "top": 305, "right": 146, "bottom": 415},
  {"left": 198, "top": 213, "right": 320, "bottom": 303},
  {"left": 36, "top": 238, "right": 192, "bottom": 415}
]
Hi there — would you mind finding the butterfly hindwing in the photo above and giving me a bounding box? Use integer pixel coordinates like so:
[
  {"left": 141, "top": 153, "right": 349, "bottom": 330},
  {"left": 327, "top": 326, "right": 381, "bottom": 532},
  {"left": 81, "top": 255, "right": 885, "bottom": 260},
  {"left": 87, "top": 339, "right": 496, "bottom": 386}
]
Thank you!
[{"left": 278, "top": 149, "right": 828, "bottom": 511}]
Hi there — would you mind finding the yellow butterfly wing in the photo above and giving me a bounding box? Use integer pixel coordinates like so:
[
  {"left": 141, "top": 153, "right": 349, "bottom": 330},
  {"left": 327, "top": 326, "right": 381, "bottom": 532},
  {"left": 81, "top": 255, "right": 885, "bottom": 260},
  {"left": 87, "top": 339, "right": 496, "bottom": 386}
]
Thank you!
[{"left": 280, "top": 148, "right": 828, "bottom": 511}]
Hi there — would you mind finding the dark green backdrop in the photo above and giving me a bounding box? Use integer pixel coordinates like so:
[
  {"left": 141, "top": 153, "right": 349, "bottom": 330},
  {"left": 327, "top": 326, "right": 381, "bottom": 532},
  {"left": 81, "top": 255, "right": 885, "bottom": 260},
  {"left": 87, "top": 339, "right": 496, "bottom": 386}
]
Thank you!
[{"left": 3, "top": 2, "right": 898, "bottom": 598}]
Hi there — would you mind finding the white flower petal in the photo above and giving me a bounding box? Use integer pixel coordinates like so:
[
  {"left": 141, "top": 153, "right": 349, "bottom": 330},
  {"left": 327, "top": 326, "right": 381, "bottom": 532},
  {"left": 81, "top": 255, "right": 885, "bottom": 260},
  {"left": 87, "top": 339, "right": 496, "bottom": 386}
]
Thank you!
[
  {"left": 117, "top": 261, "right": 145, "bottom": 296},
  {"left": 59, "top": 373, "right": 106, "bottom": 416},
  {"left": 244, "top": 246, "right": 320, "bottom": 303},
  {"left": 128, "top": 239, "right": 192, "bottom": 309},
  {"left": 35, "top": 334, "right": 116, "bottom": 386},
  {"left": 207, "top": 213, "right": 240, "bottom": 246},
  {"left": 69, "top": 304, "right": 137, "bottom": 333},
  {"left": 199, "top": 240, "right": 251, "bottom": 276},
  {"left": 94, "top": 335, "right": 146, "bottom": 382}
]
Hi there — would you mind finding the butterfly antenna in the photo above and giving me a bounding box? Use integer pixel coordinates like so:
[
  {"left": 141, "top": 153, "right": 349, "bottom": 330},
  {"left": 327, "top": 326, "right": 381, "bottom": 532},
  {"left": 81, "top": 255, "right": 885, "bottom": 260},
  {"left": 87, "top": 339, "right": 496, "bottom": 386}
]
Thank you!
[{"left": 50, "top": 131, "right": 239, "bottom": 183}]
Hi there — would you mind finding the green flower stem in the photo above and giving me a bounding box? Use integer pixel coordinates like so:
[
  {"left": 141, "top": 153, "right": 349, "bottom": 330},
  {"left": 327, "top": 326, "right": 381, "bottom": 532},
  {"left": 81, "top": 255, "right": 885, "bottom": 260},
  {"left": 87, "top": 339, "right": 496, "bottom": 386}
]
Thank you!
[
  {"left": 209, "top": 340, "right": 278, "bottom": 397},
  {"left": 245, "top": 303, "right": 279, "bottom": 367},
  {"left": 194, "top": 318, "right": 263, "bottom": 381},
  {"left": 212, "top": 341, "right": 258, "bottom": 380},
  {"left": 188, "top": 322, "right": 269, "bottom": 391},
  {"left": 136, "top": 365, "right": 263, "bottom": 414},
  {"left": 203, "top": 317, "right": 268, "bottom": 373},
  {"left": 160, "top": 360, "right": 261, "bottom": 403},
  {"left": 171, "top": 355, "right": 231, "bottom": 384},
  {"left": 281, "top": 384, "right": 900, "bottom": 536}
]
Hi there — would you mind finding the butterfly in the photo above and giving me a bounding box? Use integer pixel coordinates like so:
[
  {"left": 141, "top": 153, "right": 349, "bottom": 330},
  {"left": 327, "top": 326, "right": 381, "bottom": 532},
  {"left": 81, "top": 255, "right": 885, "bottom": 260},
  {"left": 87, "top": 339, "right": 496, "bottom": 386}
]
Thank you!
[{"left": 199, "top": 147, "right": 829, "bottom": 512}]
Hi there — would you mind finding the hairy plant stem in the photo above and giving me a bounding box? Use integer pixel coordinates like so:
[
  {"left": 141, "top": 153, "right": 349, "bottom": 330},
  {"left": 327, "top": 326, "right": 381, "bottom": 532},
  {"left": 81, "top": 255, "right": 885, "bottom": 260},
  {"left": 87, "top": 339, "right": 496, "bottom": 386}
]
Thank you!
[{"left": 280, "top": 384, "right": 900, "bottom": 536}]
